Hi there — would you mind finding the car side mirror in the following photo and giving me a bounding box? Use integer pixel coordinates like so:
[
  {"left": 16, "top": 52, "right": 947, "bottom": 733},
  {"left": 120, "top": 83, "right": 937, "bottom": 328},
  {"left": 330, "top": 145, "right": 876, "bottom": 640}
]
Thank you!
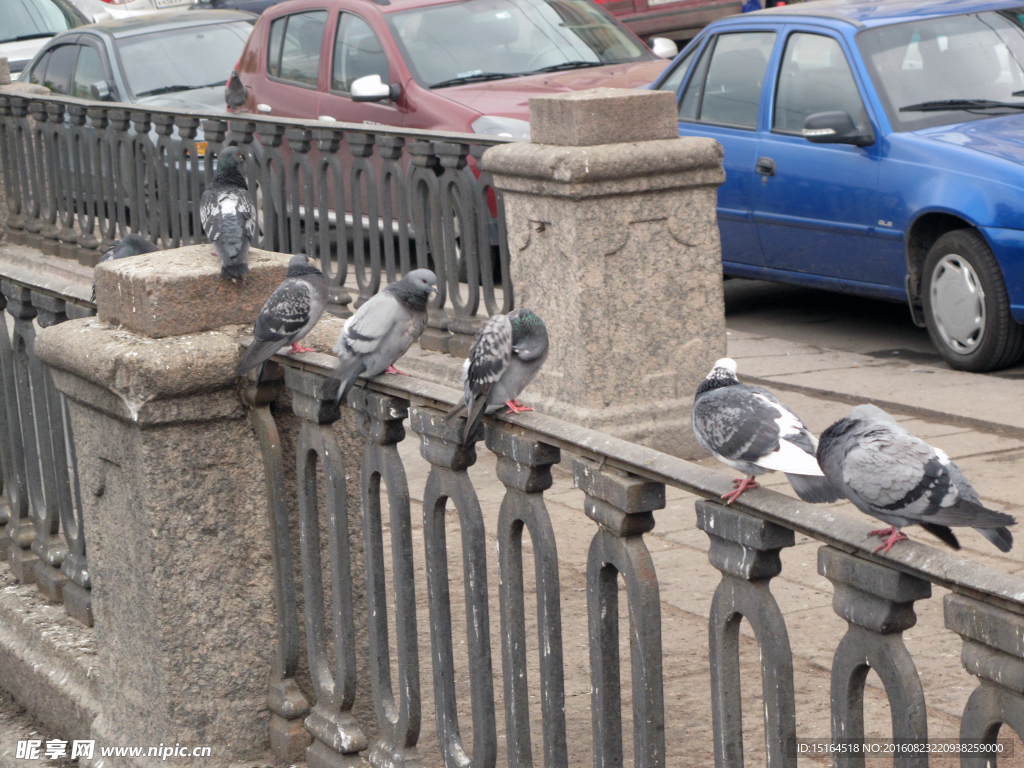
[
  {"left": 350, "top": 74, "right": 401, "bottom": 103},
  {"left": 90, "top": 80, "right": 114, "bottom": 102},
  {"left": 802, "top": 110, "right": 874, "bottom": 147},
  {"left": 650, "top": 37, "right": 679, "bottom": 59}
]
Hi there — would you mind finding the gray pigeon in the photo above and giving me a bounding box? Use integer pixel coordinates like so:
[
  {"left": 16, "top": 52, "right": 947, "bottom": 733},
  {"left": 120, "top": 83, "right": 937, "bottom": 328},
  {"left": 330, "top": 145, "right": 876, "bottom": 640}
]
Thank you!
[
  {"left": 445, "top": 308, "right": 549, "bottom": 443},
  {"left": 331, "top": 269, "right": 437, "bottom": 406},
  {"left": 200, "top": 146, "right": 256, "bottom": 280},
  {"left": 692, "top": 358, "right": 842, "bottom": 505},
  {"left": 225, "top": 70, "right": 247, "bottom": 112},
  {"left": 91, "top": 233, "right": 159, "bottom": 302},
  {"left": 236, "top": 254, "right": 328, "bottom": 384},
  {"left": 818, "top": 403, "right": 1015, "bottom": 554}
]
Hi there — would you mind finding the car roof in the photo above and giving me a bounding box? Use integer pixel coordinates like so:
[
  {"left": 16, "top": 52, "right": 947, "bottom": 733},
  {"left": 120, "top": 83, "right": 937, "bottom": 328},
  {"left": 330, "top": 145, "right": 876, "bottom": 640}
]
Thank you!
[
  {"left": 78, "top": 9, "right": 256, "bottom": 38},
  {"left": 741, "top": 0, "right": 1024, "bottom": 30}
]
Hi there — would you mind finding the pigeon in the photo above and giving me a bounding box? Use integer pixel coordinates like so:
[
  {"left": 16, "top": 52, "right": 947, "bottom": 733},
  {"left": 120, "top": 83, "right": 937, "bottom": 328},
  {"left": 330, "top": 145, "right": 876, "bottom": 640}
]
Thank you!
[
  {"left": 235, "top": 254, "right": 328, "bottom": 383},
  {"left": 445, "top": 308, "right": 549, "bottom": 443},
  {"left": 200, "top": 146, "right": 256, "bottom": 280},
  {"left": 818, "top": 403, "right": 1015, "bottom": 554},
  {"left": 331, "top": 269, "right": 437, "bottom": 407},
  {"left": 90, "top": 233, "right": 159, "bottom": 302},
  {"left": 692, "top": 358, "right": 842, "bottom": 505},
  {"left": 225, "top": 70, "right": 247, "bottom": 112}
]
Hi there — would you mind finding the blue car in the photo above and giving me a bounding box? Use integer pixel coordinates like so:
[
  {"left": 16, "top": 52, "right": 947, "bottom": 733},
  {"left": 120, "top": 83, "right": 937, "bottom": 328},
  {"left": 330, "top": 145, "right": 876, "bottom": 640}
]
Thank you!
[{"left": 652, "top": 0, "right": 1024, "bottom": 371}]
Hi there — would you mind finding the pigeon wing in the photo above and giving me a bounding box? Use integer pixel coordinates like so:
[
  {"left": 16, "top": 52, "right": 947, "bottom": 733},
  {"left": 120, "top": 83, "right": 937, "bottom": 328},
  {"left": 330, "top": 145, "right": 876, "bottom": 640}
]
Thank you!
[
  {"left": 334, "top": 291, "right": 403, "bottom": 361},
  {"left": 254, "top": 279, "right": 314, "bottom": 343},
  {"left": 465, "top": 314, "right": 513, "bottom": 401},
  {"left": 237, "top": 190, "right": 257, "bottom": 240},
  {"left": 199, "top": 188, "right": 218, "bottom": 236}
]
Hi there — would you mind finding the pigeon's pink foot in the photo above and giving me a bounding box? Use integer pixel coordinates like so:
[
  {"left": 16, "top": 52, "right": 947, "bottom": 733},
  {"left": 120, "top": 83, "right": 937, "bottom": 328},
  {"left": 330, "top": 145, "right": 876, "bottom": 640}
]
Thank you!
[
  {"left": 288, "top": 343, "right": 316, "bottom": 354},
  {"left": 721, "top": 476, "right": 759, "bottom": 505},
  {"left": 505, "top": 399, "right": 533, "bottom": 414},
  {"left": 870, "top": 526, "right": 908, "bottom": 554},
  {"left": 385, "top": 365, "right": 410, "bottom": 375}
]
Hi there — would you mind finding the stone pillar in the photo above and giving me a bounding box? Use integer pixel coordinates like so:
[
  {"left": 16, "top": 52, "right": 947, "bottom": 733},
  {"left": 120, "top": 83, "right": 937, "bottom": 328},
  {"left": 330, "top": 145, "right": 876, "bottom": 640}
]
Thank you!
[
  {"left": 482, "top": 88, "right": 727, "bottom": 459},
  {"left": 34, "top": 245, "right": 292, "bottom": 765}
]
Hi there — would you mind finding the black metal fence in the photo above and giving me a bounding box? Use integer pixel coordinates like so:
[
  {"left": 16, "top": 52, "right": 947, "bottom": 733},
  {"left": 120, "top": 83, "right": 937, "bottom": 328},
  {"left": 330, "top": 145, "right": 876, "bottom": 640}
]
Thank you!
[{"left": 0, "top": 90, "right": 514, "bottom": 352}]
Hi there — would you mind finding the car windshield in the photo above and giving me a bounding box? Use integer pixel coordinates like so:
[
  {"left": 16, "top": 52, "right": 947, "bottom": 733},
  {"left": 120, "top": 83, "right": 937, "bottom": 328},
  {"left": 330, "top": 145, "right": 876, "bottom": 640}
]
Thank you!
[
  {"left": 386, "top": 0, "right": 650, "bottom": 88},
  {"left": 0, "top": 0, "right": 82, "bottom": 45},
  {"left": 858, "top": 9, "right": 1024, "bottom": 131},
  {"left": 116, "top": 21, "right": 254, "bottom": 99}
]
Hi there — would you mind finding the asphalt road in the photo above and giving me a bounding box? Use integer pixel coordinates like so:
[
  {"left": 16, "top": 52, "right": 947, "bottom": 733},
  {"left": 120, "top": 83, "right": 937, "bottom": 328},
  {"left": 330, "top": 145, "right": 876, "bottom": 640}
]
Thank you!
[{"left": 722, "top": 277, "right": 1024, "bottom": 379}]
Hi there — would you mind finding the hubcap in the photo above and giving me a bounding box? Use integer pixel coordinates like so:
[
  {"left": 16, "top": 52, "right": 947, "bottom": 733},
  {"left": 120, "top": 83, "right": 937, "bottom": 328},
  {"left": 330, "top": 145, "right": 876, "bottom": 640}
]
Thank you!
[{"left": 930, "top": 254, "right": 986, "bottom": 354}]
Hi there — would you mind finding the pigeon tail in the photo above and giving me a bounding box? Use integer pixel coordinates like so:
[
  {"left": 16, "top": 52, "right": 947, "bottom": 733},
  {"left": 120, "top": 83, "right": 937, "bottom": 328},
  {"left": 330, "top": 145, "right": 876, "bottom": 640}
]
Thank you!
[
  {"left": 236, "top": 338, "right": 287, "bottom": 379},
  {"left": 920, "top": 523, "right": 961, "bottom": 550},
  {"left": 331, "top": 357, "right": 366, "bottom": 409},
  {"left": 462, "top": 394, "right": 490, "bottom": 444},
  {"left": 785, "top": 473, "right": 843, "bottom": 504},
  {"left": 978, "top": 526, "right": 1014, "bottom": 552}
]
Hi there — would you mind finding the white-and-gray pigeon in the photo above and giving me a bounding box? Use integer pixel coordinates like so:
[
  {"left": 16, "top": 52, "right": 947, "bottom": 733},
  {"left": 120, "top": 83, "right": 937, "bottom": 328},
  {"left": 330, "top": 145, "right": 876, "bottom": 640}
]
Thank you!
[
  {"left": 445, "top": 308, "right": 549, "bottom": 443},
  {"left": 692, "top": 358, "right": 842, "bottom": 505},
  {"left": 331, "top": 269, "right": 437, "bottom": 406},
  {"left": 235, "top": 254, "right": 328, "bottom": 383},
  {"left": 91, "top": 233, "right": 159, "bottom": 302},
  {"left": 200, "top": 146, "right": 256, "bottom": 280},
  {"left": 818, "top": 403, "right": 1015, "bottom": 554}
]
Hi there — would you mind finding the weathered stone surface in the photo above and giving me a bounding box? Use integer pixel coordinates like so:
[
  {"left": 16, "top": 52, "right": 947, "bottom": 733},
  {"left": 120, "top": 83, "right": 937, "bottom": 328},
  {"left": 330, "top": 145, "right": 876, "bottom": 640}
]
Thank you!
[
  {"left": 0, "top": 59, "right": 10, "bottom": 86},
  {"left": 95, "top": 245, "right": 290, "bottom": 338},
  {"left": 482, "top": 101, "right": 727, "bottom": 458},
  {"left": 528, "top": 88, "right": 677, "bottom": 147}
]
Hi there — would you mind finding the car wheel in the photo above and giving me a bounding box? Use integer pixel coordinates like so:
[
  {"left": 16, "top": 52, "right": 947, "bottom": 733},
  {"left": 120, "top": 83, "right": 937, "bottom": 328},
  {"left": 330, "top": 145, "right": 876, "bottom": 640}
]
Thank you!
[{"left": 921, "top": 229, "right": 1024, "bottom": 372}]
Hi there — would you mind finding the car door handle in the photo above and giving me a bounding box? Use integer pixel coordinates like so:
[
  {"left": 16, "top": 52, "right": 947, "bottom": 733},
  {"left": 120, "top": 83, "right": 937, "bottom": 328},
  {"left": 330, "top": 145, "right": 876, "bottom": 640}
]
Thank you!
[
  {"left": 756, "top": 157, "right": 776, "bottom": 176},
  {"left": 256, "top": 103, "right": 272, "bottom": 113}
]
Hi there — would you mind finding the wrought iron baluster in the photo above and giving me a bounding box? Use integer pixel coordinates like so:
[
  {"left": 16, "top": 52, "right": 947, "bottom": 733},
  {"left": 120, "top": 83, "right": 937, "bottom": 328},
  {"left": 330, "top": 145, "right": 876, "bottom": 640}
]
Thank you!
[
  {"left": 350, "top": 389, "right": 422, "bottom": 768},
  {"left": 286, "top": 127, "right": 316, "bottom": 259},
  {"left": 377, "top": 135, "right": 409, "bottom": 283},
  {"left": 0, "top": 97, "right": 25, "bottom": 242},
  {"left": 411, "top": 406, "right": 497, "bottom": 768},
  {"left": 470, "top": 145, "right": 512, "bottom": 317},
  {"left": 407, "top": 141, "right": 449, "bottom": 353},
  {"left": 819, "top": 547, "right": 931, "bottom": 768},
  {"left": 86, "top": 105, "right": 116, "bottom": 248},
  {"left": 315, "top": 126, "right": 352, "bottom": 314},
  {"left": 488, "top": 425, "right": 566, "bottom": 768},
  {"left": 12, "top": 98, "right": 40, "bottom": 248},
  {"left": 436, "top": 142, "right": 480, "bottom": 359},
  {"left": 254, "top": 123, "right": 287, "bottom": 252},
  {"left": 349, "top": 132, "right": 381, "bottom": 310},
  {"left": 696, "top": 500, "right": 796, "bottom": 768},
  {"left": 287, "top": 367, "right": 368, "bottom": 768},
  {"left": 47, "top": 103, "right": 78, "bottom": 259},
  {"left": 32, "top": 102, "right": 58, "bottom": 253},
  {"left": 67, "top": 103, "right": 99, "bottom": 260},
  {"left": 174, "top": 116, "right": 202, "bottom": 247},
  {"left": 107, "top": 108, "right": 133, "bottom": 239},
  {"left": 0, "top": 287, "right": 28, "bottom": 548},
  {"left": 129, "top": 111, "right": 155, "bottom": 241},
  {"left": 574, "top": 457, "right": 665, "bottom": 768},
  {"left": 152, "top": 113, "right": 177, "bottom": 248}
]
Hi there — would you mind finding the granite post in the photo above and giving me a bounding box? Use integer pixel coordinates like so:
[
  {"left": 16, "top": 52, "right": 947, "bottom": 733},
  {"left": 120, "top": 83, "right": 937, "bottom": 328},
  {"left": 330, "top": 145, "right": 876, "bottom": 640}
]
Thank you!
[
  {"left": 34, "top": 245, "right": 292, "bottom": 765},
  {"left": 481, "top": 88, "right": 727, "bottom": 458}
]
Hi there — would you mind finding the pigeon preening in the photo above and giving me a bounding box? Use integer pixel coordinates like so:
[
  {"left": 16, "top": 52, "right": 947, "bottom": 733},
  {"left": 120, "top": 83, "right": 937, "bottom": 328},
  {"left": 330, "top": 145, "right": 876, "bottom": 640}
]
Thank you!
[
  {"left": 692, "top": 358, "right": 842, "bottom": 505},
  {"left": 331, "top": 269, "right": 437, "bottom": 407},
  {"left": 235, "top": 254, "right": 328, "bottom": 383},
  {"left": 445, "top": 308, "right": 549, "bottom": 443},
  {"left": 200, "top": 146, "right": 256, "bottom": 280},
  {"left": 225, "top": 70, "right": 247, "bottom": 112},
  {"left": 90, "top": 233, "right": 159, "bottom": 302},
  {"left": 818, "top": 403, "right": 1015, "bottom": 554}
]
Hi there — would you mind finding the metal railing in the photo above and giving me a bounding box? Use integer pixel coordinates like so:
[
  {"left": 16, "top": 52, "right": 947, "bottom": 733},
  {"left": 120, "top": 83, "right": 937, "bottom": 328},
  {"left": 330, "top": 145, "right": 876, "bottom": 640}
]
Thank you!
[
  {"left": 247, "top": 346, "right": 1024, "bottom": 768},
  {"left": 0, "top": 89, "right": 514, "bottom": 352}
]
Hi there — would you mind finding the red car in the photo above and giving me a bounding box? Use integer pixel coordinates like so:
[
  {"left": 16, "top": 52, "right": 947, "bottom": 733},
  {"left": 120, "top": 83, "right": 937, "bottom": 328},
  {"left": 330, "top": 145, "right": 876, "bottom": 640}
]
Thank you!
[
  {"left": 594, "top": 0, "right": 740, "bottom": 43},
  {"left": 232, "top": 0, "right": 671, "bottom": 137}
]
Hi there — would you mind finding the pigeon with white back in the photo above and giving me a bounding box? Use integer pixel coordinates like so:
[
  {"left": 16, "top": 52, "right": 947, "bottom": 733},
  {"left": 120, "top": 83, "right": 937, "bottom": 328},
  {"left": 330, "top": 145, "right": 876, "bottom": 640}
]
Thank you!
[
  {"left": 331, "top": 269, "right": 437, "bottom": 407},
  {"left": 91, "top": 233, "right": 159, "bottom": 302},
  {"left": 817, "top": 403, "right": 1015, "bottom": 554},
  {"left": 200, "top": 146, "right": 256, "bottom": 280},
  {"left": 692, "top": 358, "right": 842, "bottom": 504},
  {"left": 445, "top": 308, "right": 548, "bottom": 443},
  {"left": 235, "top": 254, "right": 327, "bottom": 383}
]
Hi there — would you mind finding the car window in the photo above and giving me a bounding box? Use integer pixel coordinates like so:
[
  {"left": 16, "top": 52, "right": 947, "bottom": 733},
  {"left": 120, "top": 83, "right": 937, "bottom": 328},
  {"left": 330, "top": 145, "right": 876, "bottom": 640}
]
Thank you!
[
  {"left": 332, "top": 13, "right": 389, "bottom": 92},
  {"left": 27, "top": 50, "right": 53, "bottom": 88},
  {"left": 116, "top": 21, "right": 253, "bottom": 98},
  {"left": 72, "top": 44, "right": 107, "bottom": 100},
  {"left": 267, "top": 10, "right": 328, "bottom": 87},
  {"left": 37, "top": 43, "right": 77, "bottom": 95},
  {"left": 773, "top": 33, "right": 866, "bottom": 132},
  {"left": 654, "top": 43, "right": 697, "bottom": 95},
  {"left": 678, "top": 31, "right": 776, "bottom": 129},
  {"left": 0, "top": 0, "right": 83, "bottom": 45}
]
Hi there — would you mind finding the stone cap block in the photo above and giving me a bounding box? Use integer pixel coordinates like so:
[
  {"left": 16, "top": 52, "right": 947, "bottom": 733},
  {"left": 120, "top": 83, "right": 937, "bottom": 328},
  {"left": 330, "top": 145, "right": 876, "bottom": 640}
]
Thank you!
[
  {"left": 529, "top": 88, "right": 678, "bottom": 146},
  {"left": 95, "top": 245, "right": 291, "bottom": 338}
]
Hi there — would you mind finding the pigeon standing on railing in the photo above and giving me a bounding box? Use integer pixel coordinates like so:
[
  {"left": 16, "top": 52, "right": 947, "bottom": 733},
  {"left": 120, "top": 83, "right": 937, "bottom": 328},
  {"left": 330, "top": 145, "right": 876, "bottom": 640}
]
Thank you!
[
  {"left": 200, "top": 146, "right": 256, "bottom": 280},
  {"left": 225, "top": 70, "right": 247, "bottom": 112},
  {"left": 692, "top": 358, "right": 842, "bottom": 505},
  {"left": 445, "top": 308, "right": 548, "bottom": 443},
  {"left": 330, "top": 269, "right": 437, "bottom": 407},
  {"left": 90, "top": 233, "right": 159, "bottom": 302},
  {"left": 818, "top": 403, "right": 1015, "bottom": 554},
  {"left": 235, "top": 254, "right": 327, "bottom": 384}
]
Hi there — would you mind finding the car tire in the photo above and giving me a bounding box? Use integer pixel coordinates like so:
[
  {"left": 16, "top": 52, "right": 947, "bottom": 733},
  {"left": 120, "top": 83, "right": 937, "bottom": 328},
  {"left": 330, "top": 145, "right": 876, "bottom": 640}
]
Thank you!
[{"left": 921, "top": 229, "right": 1024, "bottom": 372}]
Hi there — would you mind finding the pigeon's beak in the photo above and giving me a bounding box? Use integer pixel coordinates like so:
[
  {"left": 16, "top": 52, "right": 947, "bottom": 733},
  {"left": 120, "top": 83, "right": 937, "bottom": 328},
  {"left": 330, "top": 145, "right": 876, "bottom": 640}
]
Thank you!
[{"left": 429, "top": 285, "right": 438, "bottom": 294}]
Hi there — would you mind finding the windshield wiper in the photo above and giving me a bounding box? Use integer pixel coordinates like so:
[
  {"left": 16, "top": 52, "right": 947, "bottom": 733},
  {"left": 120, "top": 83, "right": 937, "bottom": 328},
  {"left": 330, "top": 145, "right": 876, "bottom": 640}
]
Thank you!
[
  {"left": 430, "top": 72, "right": 520, "bottom": 88},
  {"left": 900, "top": 99, "right": 1024, "bottom": 112},
  {"left": 526, "top": 60, "right": 607, "bottom": 74},
  {"left": 135, "top": 82, "right": 224, "bottom": 97}
]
